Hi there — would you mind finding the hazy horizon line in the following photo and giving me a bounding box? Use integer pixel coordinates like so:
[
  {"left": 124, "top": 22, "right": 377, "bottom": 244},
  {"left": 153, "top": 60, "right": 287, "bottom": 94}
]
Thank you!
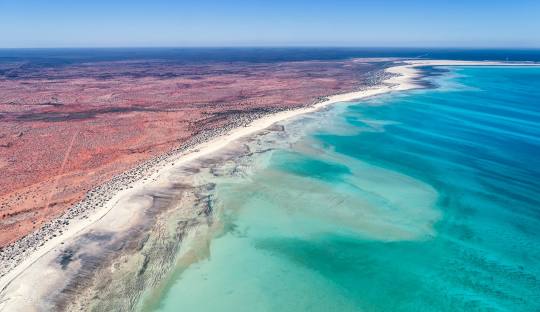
[{"left": 1, "top": 45, "right": 540, "bottom": 50}]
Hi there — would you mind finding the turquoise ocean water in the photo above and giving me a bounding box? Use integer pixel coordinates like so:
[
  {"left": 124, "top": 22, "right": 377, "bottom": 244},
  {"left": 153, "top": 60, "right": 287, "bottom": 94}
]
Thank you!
[{"left": 147, "top": 67, "right": 540, "bottom": 311}]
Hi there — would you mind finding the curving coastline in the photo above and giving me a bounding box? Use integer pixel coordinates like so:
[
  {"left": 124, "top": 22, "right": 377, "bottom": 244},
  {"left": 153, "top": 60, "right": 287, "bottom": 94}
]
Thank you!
[{"left": 1, "top": 59, "right": 537, "bottom": 310}]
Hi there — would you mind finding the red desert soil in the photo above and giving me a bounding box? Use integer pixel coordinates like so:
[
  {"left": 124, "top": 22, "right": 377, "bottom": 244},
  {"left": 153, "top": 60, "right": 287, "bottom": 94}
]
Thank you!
[{"left": 0, "top": 58, "right": 385, "bottom": 247}]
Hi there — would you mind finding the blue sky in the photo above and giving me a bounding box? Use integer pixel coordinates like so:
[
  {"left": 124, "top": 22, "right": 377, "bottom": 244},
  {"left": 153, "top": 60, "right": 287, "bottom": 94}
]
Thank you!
[{"left": 1, "top": 0, "right": 539, "bottom": 48}]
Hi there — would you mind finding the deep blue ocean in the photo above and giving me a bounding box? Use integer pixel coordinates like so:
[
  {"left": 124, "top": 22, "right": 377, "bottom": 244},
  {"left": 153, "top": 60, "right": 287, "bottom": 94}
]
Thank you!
[
  {"left": 146, "top": 66, "right": 540, "bottom": 311},
  {"left": 1, "top": 48, "right": 540, "bottom": 65}
]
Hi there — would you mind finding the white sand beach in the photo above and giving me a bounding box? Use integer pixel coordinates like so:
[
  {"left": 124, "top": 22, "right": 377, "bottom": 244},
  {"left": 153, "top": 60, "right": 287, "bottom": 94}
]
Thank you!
[{"left": 1, "top": 59, "right": 538, "bottom": 310}]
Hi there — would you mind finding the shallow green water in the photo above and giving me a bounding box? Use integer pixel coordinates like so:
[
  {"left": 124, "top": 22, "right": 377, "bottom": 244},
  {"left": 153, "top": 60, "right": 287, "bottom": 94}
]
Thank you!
[{"left": 148, "top": 67, "right": 540, "bottom": 311}]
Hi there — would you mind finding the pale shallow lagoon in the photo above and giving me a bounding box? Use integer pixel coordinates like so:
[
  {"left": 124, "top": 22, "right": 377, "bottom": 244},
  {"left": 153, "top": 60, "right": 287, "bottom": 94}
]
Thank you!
[{"left": 143, "top": 67, "right": 540, "bottom": 311}]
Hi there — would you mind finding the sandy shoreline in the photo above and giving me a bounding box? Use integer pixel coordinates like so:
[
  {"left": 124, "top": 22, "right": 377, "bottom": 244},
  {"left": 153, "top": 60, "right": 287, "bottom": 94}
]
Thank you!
[
  {"left": 1, "top": 59, "right": 538, "bottom": 307},
  {"left": 0, "top": 62, "right": 408, "bottom": 292}
]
